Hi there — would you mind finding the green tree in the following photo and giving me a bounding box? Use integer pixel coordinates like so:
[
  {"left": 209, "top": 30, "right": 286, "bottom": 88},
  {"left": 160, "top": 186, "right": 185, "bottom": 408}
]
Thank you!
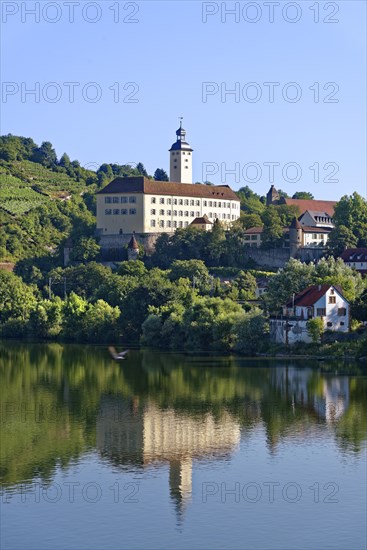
[
  {"left": 307, "top": 318, "right": 324, "bottom": 343},
  {"left": 0, "top": 270, "right": 37, "bottom": 323},
  {"left": 70, "top": 237, "right": 101, "bottom": 262},
  {"left": 261, "top": 207, "right": 284, "bottom": 249},
  {"left": 292, "top": 191, "right": 314, "bottom": 199},
  {"left": 233, "top": 271, "right": 257, "bottom": 300},
  {"left": 154, "top": 168, "right": 169, "bottom": 181},
  {"left": 31, "top": 141, "right": 57, "bottom": 167},
  {"left": 327, "top": 225, "right": 358, "bottom": 256},
  {"left": 266, "top": 259, "right": 315, "bottom": 312},
  {"left": 29, "top": 298, "right": 63, "bottom": 338},
  {"left": 233, "top": 308, "right": 268, "bottom": 354},
  {"left": 136, "top": 162, "right": 148, "bottom": 177},
  {"left": 118, "top": 260, "right": 147, "bottom": 279},
  {"left": 169, "top": 259, "right": 209, "bottom": 284},
  {"left": 332, "top": 193, "right": 367, "bottom": 248}
]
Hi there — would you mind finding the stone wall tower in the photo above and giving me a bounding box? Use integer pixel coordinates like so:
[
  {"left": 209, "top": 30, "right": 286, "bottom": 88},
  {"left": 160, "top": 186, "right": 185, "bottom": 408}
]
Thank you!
[
  {"left": 169, "top": 119, "right": 193, "bottom": 183},
  {"left": 266, "top": 185, "right": 280, "bottom": 206},
  {"left": 127, "top": 234, "right": 139, "bottom": 261},
  {"left": 289, "top": 217, "right": 303, "bottom": 257}
]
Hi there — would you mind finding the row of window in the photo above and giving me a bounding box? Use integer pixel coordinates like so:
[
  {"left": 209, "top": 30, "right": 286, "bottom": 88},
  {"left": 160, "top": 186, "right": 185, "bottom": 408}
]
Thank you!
[
  {"left": 150, "top": 197, "right": 236, "bottom": 208},
  {"left": 171, "top": 151, "right": 191, "bottom": 155},
  {"left": 316, "top": 307, "right": 346, "bottom": 316},
  {"left": 150, "top": 209, "right": 236, "bottom": 220},
  {"left": 151, "top": 220, "right": 189, "bottom": 228},
  {"left": 105, "top": 196, "right": 136, "bottom": 204},
  {"left": 105, "top": 209, "right": 136, "bottom": 215}
]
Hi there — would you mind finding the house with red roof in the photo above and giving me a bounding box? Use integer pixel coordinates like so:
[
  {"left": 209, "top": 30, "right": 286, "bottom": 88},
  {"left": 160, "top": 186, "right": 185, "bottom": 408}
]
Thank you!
[
  {"left": 270, "top": 284, "right": 349, "bottom": 344},
  {"left": 340, "top": 248, "right": 367, "bottom": 277}
]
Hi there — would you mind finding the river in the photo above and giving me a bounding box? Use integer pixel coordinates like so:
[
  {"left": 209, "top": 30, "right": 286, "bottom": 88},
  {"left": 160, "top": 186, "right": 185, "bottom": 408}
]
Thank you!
[{"left": 0, "top": 343, "right": 366, "bottom": 549}]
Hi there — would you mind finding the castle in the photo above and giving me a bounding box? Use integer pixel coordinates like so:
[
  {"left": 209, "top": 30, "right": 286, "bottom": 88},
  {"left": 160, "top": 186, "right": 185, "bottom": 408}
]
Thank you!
[{"left": 96, "top": 123, "right": 241, "bottom": 258}]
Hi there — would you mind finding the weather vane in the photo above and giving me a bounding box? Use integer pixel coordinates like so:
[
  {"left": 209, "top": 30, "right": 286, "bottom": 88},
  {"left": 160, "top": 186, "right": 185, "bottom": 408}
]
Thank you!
[{"left": 179, "top": 116, "right": 183, "bottom": 127}]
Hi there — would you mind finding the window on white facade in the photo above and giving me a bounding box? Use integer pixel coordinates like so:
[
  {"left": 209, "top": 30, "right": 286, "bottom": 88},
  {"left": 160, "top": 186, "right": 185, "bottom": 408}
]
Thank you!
[
  {"left": 129, "top": 196, "right": 136, "bottom": 203},
  {"left": 203, "top": 201, "right": 207, "bottom": 207},
  {"left": 151, "top": 209, "right": 156, "bottom": 215},
  {"left": 196, "top": 200, "right": 200, "bottom": 206},
  {"left": 113, "top": 209, "right": 120, "bottom": 215},
  {"left": 179, "top": 199, "right": 183, "bottom": 205},
  {"left": 329, "top": 296, "right": 336, "bottom": 304},
  {"left": 190, "top": 200, "right": 194, "bottom": 206},
  {"left": 129, "top": 208, "right": 136, "bottom": 215},
  {"left": 167, "top": 210, "right": 171, "bottom": 216},
  {"left": 160, "top": 198, "right": 165, "bottom": 204},
  {"left": 173, "top": 210, "right": 177, "bottom": 216},
  {"left": 105, "top": 197, "right": 112, "bottom": 204},
  {"left": 209, "top": 201, "right": 212, "bottom": 207},
  {"left": 190, "top": 211, "right": 194, "bottom": 217},
  {"left": 159, "top": 220, "right": 164, "bottom": 228},
  {"left": 213, "top": 201, "right": 217, "bottom": 207},
  {"left": 113, "top": 197, "right": 119, "bottom": 204},
  {"left": 179, "top": 211, "right": 183, "bottom": 216},
  {"left": 105, "top": 209, "right": 112, "bottom": 215},
  {"left": 159, "top": 209, "right": 164, "bottom": 216},
  {"left": 167, "top": 220, "right": 171, "bottom": 228},
  {"left": 173, "top": 221, "right": 177, "bottom": 228},
  {"left": 121, "top": 209, "right": 128, "bottom": 215},
  {"left": 167, "top": 198, "right": 172, "bottom": 204},
  {"left": 184, "top": 211, "right": 189, "bottom": 217},
  {"left": 173, "top": 199, "right": 177, "bottom": 205},
  {"left": 196, "top": 211, "right": 200, "bottom": 217},
  {"left": 184, "top": 221, "right": 189, "bottom": 227},
  {"left": 184, "top": 199, "right": 189, "bottom": 205},
  {"left": 179, "top": 221, "right": 183, "bottom": 227},
  {"left": 151, "top": 197, "right": 156, "bottom": 204},
  {"left": 218, "top": 202, "right": 221, "bottom": 207},
  {"left": 317, "top": 308, "right": 326, "bottom": 316},
  {"left": 150, "top": 220, "right": 156, "bottom": 227},
  {"left": 338, "top": 308, "right": 346, "bottom": 316},
  {"left": 121, "top": 197, "right": 128, "bottom": 204}
]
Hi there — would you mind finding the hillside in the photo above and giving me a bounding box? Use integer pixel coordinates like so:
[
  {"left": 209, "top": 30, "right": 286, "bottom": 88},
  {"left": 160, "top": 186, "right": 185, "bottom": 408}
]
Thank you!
[{"left": 0, "top": 135, "right": 149, "bottom": 264}]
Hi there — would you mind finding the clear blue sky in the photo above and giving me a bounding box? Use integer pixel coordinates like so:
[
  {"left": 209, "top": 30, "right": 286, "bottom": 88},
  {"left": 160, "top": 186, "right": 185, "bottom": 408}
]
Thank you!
[{"left": 1, "top": 0, "right": 366, "bottom": 199}]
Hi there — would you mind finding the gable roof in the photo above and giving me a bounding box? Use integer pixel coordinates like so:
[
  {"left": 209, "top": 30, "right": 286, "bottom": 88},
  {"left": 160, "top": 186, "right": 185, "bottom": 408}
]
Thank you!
[
  {"left": 283, "top": 198, "right": 336, "bottom": 217},
  {"left": 97, "top": 177, "right": 239, "bottom": 201},
  {"left": 286, "top": 284, "right": 347, "bottom": 307},
  {"left": 340, "top": 248, "right": 367, "bottom": 262},
  {"left": 190, "top": 215, "right": 213, "bottom": 225},
  {"left": 244, "top": 226, "right": 264, "bottom": 234}
]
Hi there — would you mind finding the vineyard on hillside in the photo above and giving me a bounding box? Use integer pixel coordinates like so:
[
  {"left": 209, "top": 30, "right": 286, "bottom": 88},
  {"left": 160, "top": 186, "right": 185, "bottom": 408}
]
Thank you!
[{"left": 0, "top": 173, "right": 49, "bottom": 215}]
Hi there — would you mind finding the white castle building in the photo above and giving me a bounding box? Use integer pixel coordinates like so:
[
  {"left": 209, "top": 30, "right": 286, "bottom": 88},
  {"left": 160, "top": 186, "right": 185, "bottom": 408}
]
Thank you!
[{"left": 96, "top": 123, "right": 240, "bottom": 255}]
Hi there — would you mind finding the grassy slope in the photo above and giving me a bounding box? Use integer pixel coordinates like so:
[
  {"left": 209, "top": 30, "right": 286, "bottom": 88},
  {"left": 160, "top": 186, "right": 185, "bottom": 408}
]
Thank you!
[{"left": 0, "top": 160, "right": 96, "bottom": 262}]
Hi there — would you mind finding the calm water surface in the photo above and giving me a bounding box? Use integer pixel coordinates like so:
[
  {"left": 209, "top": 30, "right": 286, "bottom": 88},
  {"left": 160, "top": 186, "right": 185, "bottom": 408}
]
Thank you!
[{"left": 0, "top": 343, "right": 366, "bottom": 550}]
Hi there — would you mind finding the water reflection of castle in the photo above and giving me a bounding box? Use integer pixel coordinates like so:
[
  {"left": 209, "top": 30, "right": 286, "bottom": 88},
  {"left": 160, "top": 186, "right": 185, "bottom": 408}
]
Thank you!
[
  {"left": 96, "top": 398, "right": 241, "bottom": 518},
  {"left": 271, "top": 368, "right": 350, "bottom": 421},
  {"left": 96, "top": 369, "right": 350, "bottom": 519}
]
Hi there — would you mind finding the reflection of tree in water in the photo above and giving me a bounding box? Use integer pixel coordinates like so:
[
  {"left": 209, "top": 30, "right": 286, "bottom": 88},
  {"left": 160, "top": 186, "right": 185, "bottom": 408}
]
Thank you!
[{"left": 1, "top": 342, "right": 366, "bottom": 491}]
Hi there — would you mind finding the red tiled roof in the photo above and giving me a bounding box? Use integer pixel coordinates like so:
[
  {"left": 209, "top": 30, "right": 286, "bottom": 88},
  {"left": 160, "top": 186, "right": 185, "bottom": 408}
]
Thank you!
[
  {"left": 340, "top": 248, "right": 367, "bottom": 262},
  {"left": 97, "top": 177, "right": 239, "bottom": 201},
  {"left": 286, "top": 284, "right": 347, "bottom": 307},
  {"left": 301, "top": 226, "right": 332, "bottom": 234},
  {"left": 244, "top": 226, "right": 263, "bottom": 234},
  {"left": 284, "top": 198, "right": 336, "bottom": 217},
  {"left": 128, "top": 235, "right": 139, "bottom": 250},
  {"left": 191, "top": 215, "right": 213, "bottom": 225}
]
